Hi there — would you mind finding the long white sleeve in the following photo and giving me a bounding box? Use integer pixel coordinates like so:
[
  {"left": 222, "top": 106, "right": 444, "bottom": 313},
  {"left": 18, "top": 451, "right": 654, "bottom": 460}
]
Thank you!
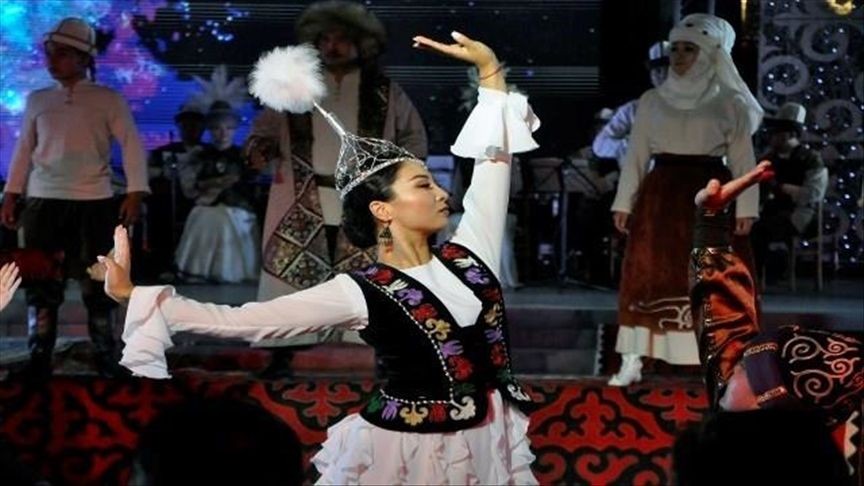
[
  {"left": 5, "top": 94, "right": 37, "bottom": 194},
  {"left": 109, "top": 93, "right": 150, "bottom": 194},
  {"left": 450, "top": 88, "right": 540, "bottom": 275},
  {"left": 120, "top": 274, "right": 367, "bottom": 378},
  {"left": 611, "top": 91, "right": 653, "bottom": 214},
  {"left": 725, "top": 95, "right": 759, "bottom": 218}
]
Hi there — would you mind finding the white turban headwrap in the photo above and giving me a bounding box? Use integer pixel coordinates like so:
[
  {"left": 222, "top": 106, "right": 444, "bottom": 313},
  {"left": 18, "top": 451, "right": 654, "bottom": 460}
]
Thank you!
[{"left": 658, "top": 13, "right": 763, "bottom": 134}]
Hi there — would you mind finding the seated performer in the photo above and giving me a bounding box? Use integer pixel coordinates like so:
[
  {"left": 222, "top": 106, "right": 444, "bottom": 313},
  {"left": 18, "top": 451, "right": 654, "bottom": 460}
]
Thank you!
[
  {"left": 96, "top": 32, "right": 540, "bottom": 484},
  {"left": 751, "top": 102, "right": 829, "bottom": 282},
  {"left": 174, "top": 101, "right": 261, "bottom": 283}
]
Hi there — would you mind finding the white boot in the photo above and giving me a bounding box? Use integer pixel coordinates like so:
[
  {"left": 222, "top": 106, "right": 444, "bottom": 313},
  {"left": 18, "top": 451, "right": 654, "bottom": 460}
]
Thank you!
[{"left": 608, "top": 353, "right": 643, "bottom": 386}]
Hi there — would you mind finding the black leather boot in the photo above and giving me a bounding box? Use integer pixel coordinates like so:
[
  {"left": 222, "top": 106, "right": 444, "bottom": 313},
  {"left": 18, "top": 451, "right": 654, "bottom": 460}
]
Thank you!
[
  {"left": 25, "top": 306, "right": 58, "bottom": 382},
  {"left": 88, "top": 310, "right": 130, "bottom": 378}
]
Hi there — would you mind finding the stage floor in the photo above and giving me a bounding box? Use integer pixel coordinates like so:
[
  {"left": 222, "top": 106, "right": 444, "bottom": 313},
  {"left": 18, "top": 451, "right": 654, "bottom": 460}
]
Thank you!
[
  {"left": 1, "top": 278, "right": 861, "bottom": 377},
  {"left": 1, "top": 280, "right": 862, "bottom": 485}
]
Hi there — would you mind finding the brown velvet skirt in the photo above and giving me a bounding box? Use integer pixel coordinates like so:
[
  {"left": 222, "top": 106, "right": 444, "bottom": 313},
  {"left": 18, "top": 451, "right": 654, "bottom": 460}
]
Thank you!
[{"left": 618, "top": 156, "right": 754, "bottom": 335}]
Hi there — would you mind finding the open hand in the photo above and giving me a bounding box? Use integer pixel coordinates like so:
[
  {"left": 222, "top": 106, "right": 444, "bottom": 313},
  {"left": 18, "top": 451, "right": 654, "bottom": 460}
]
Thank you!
[
  {"left": 95, "top": 225, "right": 135, "bottom": 304},
  {"left": 0, "top": 262, "right": 21, "bottom": 311},
  {"left": 412, "top": 31, "right": 498, "bottom": 72},
  {"left": 695, "top": 160, "right": 774, "bottom": 211}
]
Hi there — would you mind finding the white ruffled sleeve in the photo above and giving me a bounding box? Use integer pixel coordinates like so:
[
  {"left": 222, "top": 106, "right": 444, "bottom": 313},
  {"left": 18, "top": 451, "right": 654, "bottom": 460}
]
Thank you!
[
  {"left": 450, "top": 88, "right": 540, "bottom": 160},
  {"left": 120, "top": 274, "right": 368, "bottom": 379},
  {"left": 450, "top": 88, "right": 540, "bottom": 276}
]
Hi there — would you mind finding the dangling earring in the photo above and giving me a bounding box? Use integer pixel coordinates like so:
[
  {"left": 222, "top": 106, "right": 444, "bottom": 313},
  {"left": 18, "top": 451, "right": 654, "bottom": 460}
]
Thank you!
[{"left": 378, "top": 223, "right": 393, "bottom": 252}]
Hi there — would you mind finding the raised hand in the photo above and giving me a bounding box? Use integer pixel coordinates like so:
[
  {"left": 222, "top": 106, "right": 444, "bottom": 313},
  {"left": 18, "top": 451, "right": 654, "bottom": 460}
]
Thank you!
[
  {"left": 0, "top": 262, "right": 22, "bottom": 311},
  {"left": 95, "top": 225, "right": 135, "bottom": 303},
  {"left": 695, "top": 160, "right": 774, "bottom": 211},
  {"left": 412, "top": 31, "right": 499, "bottom": 74},
  {"left": 413, "top": 32, "right": 504, "bottom": 91}
]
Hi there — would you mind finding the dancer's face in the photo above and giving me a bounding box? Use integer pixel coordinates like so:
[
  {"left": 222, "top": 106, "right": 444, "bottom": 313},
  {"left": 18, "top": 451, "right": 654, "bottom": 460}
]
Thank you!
[
  {"left": 372, "top": 160, "right": 450, "bottom": 238},
  {"left": 719, "top": 364, "right": 760, "bottom": 411},
  {"left": 670, "top": 41, "right": 700, "bottom": 76},
  {"left": 44, "top": 41, "right": 88, "bottom": 82},
  {"left": 318, "top": 28, "right": 359, "bottom": 69}
]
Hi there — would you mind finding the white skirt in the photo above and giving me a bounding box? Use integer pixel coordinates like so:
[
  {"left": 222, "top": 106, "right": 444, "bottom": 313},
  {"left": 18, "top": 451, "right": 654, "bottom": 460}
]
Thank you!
[
  {"left": 175, "top": 205, "right": 261, "bottom": 283},
  {"left": 312, "top": 390, "right": 537, "bottom": 485}
]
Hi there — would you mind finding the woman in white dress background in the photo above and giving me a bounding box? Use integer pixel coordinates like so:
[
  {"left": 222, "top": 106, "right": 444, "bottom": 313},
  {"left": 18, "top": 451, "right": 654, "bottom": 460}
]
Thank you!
[
  {"left": 607, "top": 14, "right": 763, "bottom": 386},
  {"left": 97, "top": 32, "right": 541, "bottom": 485},
  {"left": 174, "top": 101, "right": 262, "bottom": 283}
]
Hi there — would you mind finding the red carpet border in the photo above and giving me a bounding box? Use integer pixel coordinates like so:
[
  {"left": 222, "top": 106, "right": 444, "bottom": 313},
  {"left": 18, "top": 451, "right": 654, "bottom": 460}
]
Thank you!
[{"left": 0, "top": 373, "right": 859, "bottom": 485}]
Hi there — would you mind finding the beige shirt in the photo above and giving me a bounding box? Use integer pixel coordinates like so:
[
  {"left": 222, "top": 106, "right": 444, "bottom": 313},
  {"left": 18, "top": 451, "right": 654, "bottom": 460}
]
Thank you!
[
  {"left": 6, "top": 79, "right": 149, "bottom": 199},
  {"left": 611, "top": 87, "right": 759, "bottom": 218},
  {"left": 314, "top": 70, "right": 361, "bottom": 225}
]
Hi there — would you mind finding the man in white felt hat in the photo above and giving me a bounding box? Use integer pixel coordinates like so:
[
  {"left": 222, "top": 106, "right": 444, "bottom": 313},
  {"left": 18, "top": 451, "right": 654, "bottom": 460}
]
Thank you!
[
  {"left": 0, "top": 17, "right": 150, "bottom": 379},
  {"left": 752, "top": 102, "right": 829, "bottom": 282}
]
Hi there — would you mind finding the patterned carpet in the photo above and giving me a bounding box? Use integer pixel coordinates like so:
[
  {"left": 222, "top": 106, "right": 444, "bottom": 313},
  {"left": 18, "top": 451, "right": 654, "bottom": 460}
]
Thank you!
[
  {"left": 0, "top": 373, "right": 700, "bottom": 484},
  {"left": 1, "top": 371, "right": 859, "bottom": 485}
]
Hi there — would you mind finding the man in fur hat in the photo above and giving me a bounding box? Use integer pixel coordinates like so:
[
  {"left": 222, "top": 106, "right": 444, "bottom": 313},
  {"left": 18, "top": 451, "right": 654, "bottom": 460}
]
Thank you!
[
  {"left": 245, "top": 1, "right": 427, "bottom": 352},
  {"left": 751, "top": 102, "right": 828, "bottom": 282}
]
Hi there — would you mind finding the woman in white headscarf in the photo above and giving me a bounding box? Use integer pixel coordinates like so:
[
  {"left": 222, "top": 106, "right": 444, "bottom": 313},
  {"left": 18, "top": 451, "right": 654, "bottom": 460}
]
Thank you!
[{"left": 607, "top": 13, "right": 763, "bottom": 386}]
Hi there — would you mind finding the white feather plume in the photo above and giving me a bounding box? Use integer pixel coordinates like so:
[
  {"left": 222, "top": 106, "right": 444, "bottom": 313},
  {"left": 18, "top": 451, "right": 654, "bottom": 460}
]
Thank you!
[
  {"left": 249, "top": 44, "right": 326, "bottom": 113},
  {"left": 186, "top": 65, "right": 248, "bottom": 113}
]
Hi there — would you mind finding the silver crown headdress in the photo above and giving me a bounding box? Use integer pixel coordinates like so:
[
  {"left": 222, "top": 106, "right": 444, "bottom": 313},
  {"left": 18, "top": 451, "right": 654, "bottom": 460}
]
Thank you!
[{"left": 249, "top": 44, "right": 419, "bottom": 198}]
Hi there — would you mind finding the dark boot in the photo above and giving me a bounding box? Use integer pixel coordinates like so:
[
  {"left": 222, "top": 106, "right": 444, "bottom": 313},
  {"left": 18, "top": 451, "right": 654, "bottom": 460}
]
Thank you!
[
  {"left": 87, "top": 309, "right": 129, "bottom": 378},
  {"left": 25, "top": 306, "right": 58, "bottom": 382}
]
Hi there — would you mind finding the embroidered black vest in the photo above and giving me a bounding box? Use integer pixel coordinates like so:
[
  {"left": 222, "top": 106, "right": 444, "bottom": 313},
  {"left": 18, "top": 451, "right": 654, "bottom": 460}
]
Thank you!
[{"left": 349, "top": 242, "right": 535, "bottom": 433}]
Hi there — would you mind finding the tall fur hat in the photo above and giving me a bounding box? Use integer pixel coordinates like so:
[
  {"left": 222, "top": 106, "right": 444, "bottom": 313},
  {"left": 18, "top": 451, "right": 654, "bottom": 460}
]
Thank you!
[{"left": 295, "top": 1, "right": 387, "bottom": 60}]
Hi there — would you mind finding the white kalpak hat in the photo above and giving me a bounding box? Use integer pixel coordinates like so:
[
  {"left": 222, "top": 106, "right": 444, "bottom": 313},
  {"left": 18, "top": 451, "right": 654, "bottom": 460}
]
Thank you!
[
  {"left": 773, "top": 102, "right": 806, "bottom": 124},
  {"left": 44, "top": 17, "right": 97, "bottom": 56},
  {"left": 763, "top": 102, "right": 807, "bottom": 135},
  {"left": 668, "top": 14, "right": 763, "bottom": 133}
]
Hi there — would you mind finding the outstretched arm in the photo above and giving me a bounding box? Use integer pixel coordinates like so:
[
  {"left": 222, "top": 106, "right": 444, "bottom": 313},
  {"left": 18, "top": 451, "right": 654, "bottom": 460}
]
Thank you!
[
  {"left": 690, "top": 161, "right": 773, "bottom": 407},
  {"left": 95, "top": 226, "right": 367, "bottom": 379}
]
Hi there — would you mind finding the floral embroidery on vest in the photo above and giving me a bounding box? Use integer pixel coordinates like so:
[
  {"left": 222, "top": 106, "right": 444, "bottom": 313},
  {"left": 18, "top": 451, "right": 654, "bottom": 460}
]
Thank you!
[{"left": 352, "top": 242, "right": 532, "bottom": 430}]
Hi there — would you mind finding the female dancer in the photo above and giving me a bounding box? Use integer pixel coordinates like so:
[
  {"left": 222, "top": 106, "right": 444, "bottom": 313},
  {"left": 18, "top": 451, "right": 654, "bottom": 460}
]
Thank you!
[
  {"left": 608, "top": 13, "right": 763, "bottom": 386},
  {"left": 98, "top": 32, "right": 540, "bottom": 484}
]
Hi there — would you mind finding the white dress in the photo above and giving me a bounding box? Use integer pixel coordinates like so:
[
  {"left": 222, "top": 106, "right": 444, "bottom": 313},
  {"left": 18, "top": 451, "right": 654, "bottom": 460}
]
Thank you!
[
  {"left": 610, "top": 87, "right": 759, "bottom": 364},
  {"left": 174, "top": 204, "right": 261, "bottom": 283},
  {"left": 120, "top": 88, "right": 541, "bottom": 485}
]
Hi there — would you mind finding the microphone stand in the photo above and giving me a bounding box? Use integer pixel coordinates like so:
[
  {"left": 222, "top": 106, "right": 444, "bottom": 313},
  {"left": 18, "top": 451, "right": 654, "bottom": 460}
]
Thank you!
[{"left": 167, "top": 130, "right": 179, "bottom": 247}]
